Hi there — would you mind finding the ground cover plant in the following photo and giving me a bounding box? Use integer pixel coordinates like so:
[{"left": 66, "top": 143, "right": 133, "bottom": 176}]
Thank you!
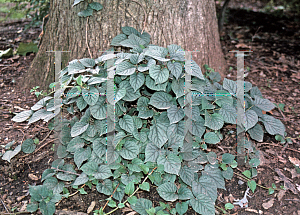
[{"left": 6, "top": 24, "right": 287, "bottom": 215}]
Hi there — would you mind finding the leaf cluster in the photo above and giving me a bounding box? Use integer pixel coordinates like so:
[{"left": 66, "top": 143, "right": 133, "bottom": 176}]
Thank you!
[{"left": 9, "top": 26, "right": 286, "bottom": 215}]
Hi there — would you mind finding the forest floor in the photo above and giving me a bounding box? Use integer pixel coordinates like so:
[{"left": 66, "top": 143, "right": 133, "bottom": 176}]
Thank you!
[{"left": 1, "top": 1, "right": 300, "bottom": 214}]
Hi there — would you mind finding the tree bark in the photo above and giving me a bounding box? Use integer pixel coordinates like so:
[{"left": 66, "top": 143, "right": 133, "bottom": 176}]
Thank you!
[{"left": 24, "top": 0, "right": 226, "bottom": 90}]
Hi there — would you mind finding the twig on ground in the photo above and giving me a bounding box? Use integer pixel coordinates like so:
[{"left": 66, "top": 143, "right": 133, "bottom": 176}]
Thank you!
[
  {"left": 0, "top": 193, "right": 9, "bottom": 213},
  {"left": 18, "top": 129, "right": 25, "bottom": 145},
  {"left": 51, "top": 167, "right": 81, "bottom": 176}
]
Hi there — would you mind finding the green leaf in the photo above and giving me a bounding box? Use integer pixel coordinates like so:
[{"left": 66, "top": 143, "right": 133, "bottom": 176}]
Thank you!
[
  {"left": 192, "top": 120, "right": 206, "bottom": 139},
  {"left": 222, "top": 166, "right": 233, "bottom": 180},
  {"left": 79, "top": 58, "right": 95, "bottom": 67},
  {"left": 78, "top": 5, "right": 93, "bottom": 17},
  {"left": 244, "top": 110, "right": 258, "bottom": 131},
  {"left": 144, "top": 46, "right": 169, "bottom": 62},
  {"left": 190, "top": 193, "right": 215, "bottom": 215},
  {"left": 16, "top": 42, "right": 38, "bottom": 56},
  {"left": 125, "top": 182, "right": 135, "bottom": 195},
  {"left": 73, "top": 173, "right": 89, "bottom": 186},
  {"left": 209, "top": 71, "right": 221, "bottom": 82},
  {"left": 253, "top": 95, "right": 275, "bottom": 112},
  {"left": 118, "top": 203, "right": 125, "bottom": 208},
  {"left": 191, "top": 60, "right": 205, "bottom": 80},
  {"left": 223, "top": 78, "right": 236, "bottom": 94},
  {"left": 145, "top": 75, "right": 168, "bottom": 91},
  {"left": 131, "top": 198, "right": 153, "bottom": 215},
  {"left": 201, "top": 97, "right": 215, "bottom": 110},
  {"left": 21, "top": 139, "right": 36, "bottom": 153},
  {"left": 120, "top": 80, "right": 141, "bottom": 101},
  {"left": 157, "top": 182, "right": 178, "bottom": 202},
  {"left": 74, "top": 147, "right": 91, "bottom": 169},
  {"left": 82, "top": 87, "right": 99, "bottom": 106},
  {"left": 39, "top": 201, "right": 56, "bottom": 215},
  {"left": 167, "top": 61, "right": 182, "bottom": 79},
  {"left": 171, "top": 78, "right": 184, "bottom": 99},
  {"left": 67, "top": 137, "right": 84, "bottom": 153},
  {"left": 175, "top": 202, "right": 189, "bottom": 215},
  {"left": 250, "top": 86, "right": 263, "bottom": 98},
  {"left": 71, "top": 122, "right": 89, "bottom": 137},
  {"left": 149, "top": 65, "right": 169, "bottom": 84},
  {"left": 261, "top": 114, "right": 285, "bottom": 137},
  {"left": 179, "top": 165, "right": 195, "bottom": 186},
  {"left": 128, "top": 196, "right": 138, "bottom": 205},
  {"left": 248, "top": 180, "right": 257, "bottom": 193},
  {"left": 145, "top": 142, "right": 161, "bottom": 163},
  {"left": 204, "top": 132, "right": 220, "bottom": 144},
  {"left": 96, "top": 179, "right": 113, "bottom": 196},
  {"left": 108, "top": 200, "right": 117, "bottom": 208},
  {"left": 95, "top": 165, "right": 113, "bottom": 179},
  {"left": 12, "top": 110, "right": 33, "bottom": 122},
  {"left": 139, "top": 182, "right": 150, "bottom": 191},
  {"left": 204, "top": 111, "right": 224, "bottom": 131},
  {"left": 157, "top": 154, "right": 181, "bottom": 175},
  {"left": 148, "top": 120, "right": 168, "bottom": 148},
  {"left": 120, "top": 34, "right": 146, "bottom": 48},
  {"left": 80, "top": 161, "right": 98, "bottom": 175},
  {"left": 202, "top": 164, "right": 225, "bottom": 189},
  {"left": 130, "top": 72, "right": 145, "bottom": 92},
  {"left": 116, "top": 61, "right": 136, "bottom": 76},
  {"left": 90, "top": 99, "right": 106, "bottom": 120},
  {"left": 207, "top": 151, "right": 217, "bottom": 165},
  {"left": 76, "top": 96, "right": 87, "bottom": 111},
  {"left": 111, "top": 34, "right": 127, "bottom": 46},
  {"left": 119, "top": 140, "right": 139, "bottom": 160},
  {"left": 247, "top": 123, "right": 264, "bottom": 142},
  {"left": 214, "top": 90, "right": 233, "bottom": 107},
  {"left": 31, "top": 96, "right": 53, "bottom": 111},
  {"left": 178, "top": 186, "right": 193, "bottom": 200},
  {"left": 27, "top": 202, "right": 39, "bottom": 213},
  {"left": 268, "top": 188, "right": 275, "bottom": 195},
  {"left": 89, "top": 2, "right": 103, "bottom": 11},
  {"left": 225, "top": 203, "right": 234, "bottom": 210},
  {"left": 122, "top": 26, "right": 140, "bottom": 36},
  {"left": 119, "top": 115, "right": 135, "bottom": 133},
  {"left": 242, "top": 170, "right": 251, "bottom": 178},
  {"left": 222, "top": 153, "right": 235, "bottom": 164},
  {"left": 167, "top": 105, "right": 184, "bottom": 124},
  {"left": 192, "top": 175, "right": 218, "bottom": 201},
  {"left": 249, "top": 158, "right": 260, "bottom": 168}
]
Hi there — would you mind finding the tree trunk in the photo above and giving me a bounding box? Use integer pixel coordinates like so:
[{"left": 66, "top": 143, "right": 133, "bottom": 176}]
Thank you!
[{"left": 24, "top": 0, "right": 226, "bottom": 90}]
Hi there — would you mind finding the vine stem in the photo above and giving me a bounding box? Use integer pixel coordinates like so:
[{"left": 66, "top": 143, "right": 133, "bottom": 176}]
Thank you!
[
  {"left": 86, "top": 16, "right": 92, "bottom": 59},
  {"left": 215, "top": 205, "right": 227, "bottom": 214},
  {"left": 130, "top": 0, "right": 147, "bottom": 34},
  {"left": 102, "top": 183, "right": 120, "bottom": 211},
  {"left": 233, "top": 172, "right": 273, "bottom": 190},
  {"left": 104, "top": 167, "right": 157, "bottom": 215}
]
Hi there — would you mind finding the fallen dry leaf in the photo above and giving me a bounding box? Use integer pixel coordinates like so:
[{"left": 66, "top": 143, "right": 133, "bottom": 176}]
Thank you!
[
  {"left": 262, "top": 198, "right": 274, "bottom": 209},
  {"left": 274, "top": 168, "right": 298, "bottom": 194},
  {"left": 87, "top": 201, "right": 95, "bottom": 214},
  {"left": 28, "top": 173, "right": 39, "bottom": 181},
  {"left": 285, "top": 168, "right": 300, "bottom": 179},
  {"left": 289, "top": 156, "right": 300, "bottom": 167},
  {"left": 277, "top": 189, "right": 286, "bottom": 201}
]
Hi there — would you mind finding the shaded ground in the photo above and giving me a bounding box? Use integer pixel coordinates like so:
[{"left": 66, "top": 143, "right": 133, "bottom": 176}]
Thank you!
[{"left": 1, "top": 1, "right": 300, "bottom": 215}]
